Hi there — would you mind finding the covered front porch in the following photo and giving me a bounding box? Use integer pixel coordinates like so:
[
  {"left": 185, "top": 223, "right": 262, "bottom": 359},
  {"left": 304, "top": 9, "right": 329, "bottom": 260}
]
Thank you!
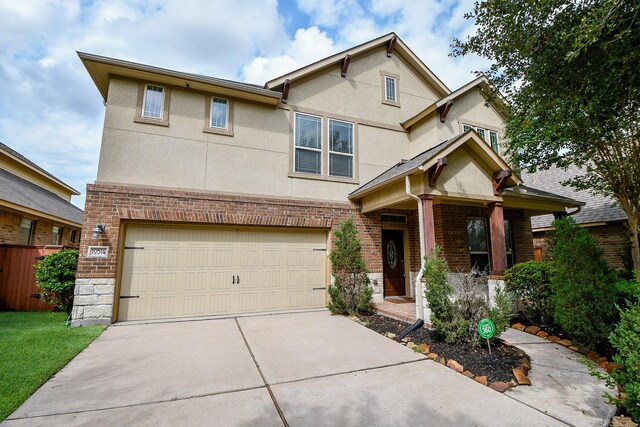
[{"left": 351, "top": 131, "right": 583, "bottom": 320}]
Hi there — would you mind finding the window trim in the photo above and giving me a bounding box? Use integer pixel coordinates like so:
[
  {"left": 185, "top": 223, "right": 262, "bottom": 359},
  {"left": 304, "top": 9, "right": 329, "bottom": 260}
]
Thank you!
[
  {"left": 380, "top": 71, "right": 400, "bottom": 107},
  {"left": 293, "top": 112, "right": 323, "bottom": 176},
  {"left": 504, "top": 219, "right": 515, "bottom": 268},
  {"left": 134, "top": 83, "right": 171, "bottom": 127},
  {"left": 289, "top": 108, "right": 359, "bottom": 184},
  {"left": 460, "top": 121, "right": 501, "bottom": 154},
  {"left": 467, "top": 217, "right": 491, "bottom": 272},
  {"left": 327, "top": 118, "right": 354, "bottom": 179},
  {"left": 19, "top": 218, "right": 36, "bottom": 245},
  {"left": 52, "top": 226, "right": 63, "bottom": 245},
  {"left": 203, "top": 96, "right": 234, "bottom": 136}
]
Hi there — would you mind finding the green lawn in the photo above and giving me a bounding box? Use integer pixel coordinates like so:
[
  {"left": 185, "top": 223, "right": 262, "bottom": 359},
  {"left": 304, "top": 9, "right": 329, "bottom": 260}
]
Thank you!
[{"left": 0, "top": 311, "right": 104, "bottom": 421}]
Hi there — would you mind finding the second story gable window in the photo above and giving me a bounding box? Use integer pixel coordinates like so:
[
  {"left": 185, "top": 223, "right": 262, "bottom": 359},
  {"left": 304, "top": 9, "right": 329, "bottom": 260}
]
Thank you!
[
  {"left": 462, "top": 124, "right": 500, "bottom": 154},
  {"left": 294, "top": 113, "right": 322, "bottom": 175},
  {"left": 328, "top": 119, "right": 354, "bottom": 178},
  {"left": 210, "top": 98, "right": 228, "bottom": 129},
  {"left": 381, "top": 72, "right": 400, "bottom": 106},
  {"left": 142, "top": 85, "right": 164, "bottom": 119},
  {"left": 385, "top": 76, "right": 396, "bottom": 102}
]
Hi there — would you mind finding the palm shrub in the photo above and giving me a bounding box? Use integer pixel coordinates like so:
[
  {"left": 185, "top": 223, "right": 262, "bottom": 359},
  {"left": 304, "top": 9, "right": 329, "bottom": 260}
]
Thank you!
[
  {"left": 550, "top": 217, "right": 617, "bottom": 349},
  {"left": 504, "top": 260, "right": 554, "bottom": 327},
  {"left": 34, "top": 249, "right": 79, "bottom": 313},
  {"left": 327, "top": 218, "right": 372, "bottom": 314}
]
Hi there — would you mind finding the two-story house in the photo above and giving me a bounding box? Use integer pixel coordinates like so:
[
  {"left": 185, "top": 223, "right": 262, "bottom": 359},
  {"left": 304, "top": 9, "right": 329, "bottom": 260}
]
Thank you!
[{"left": 72, "top": 33, "right": 581, "bottom": 326}]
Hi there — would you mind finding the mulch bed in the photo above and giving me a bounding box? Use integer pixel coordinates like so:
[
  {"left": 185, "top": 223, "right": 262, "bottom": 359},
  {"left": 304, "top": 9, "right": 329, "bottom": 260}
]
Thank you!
[{"left": 359, "top": 314, "right": 527, "bottom": 384}]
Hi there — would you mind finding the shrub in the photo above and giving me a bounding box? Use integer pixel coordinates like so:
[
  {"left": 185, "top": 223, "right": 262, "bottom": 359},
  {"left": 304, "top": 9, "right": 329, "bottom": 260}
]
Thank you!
[
  {"left": 34, "top": 249, "right": 79, "bottom": 313},
  {"left": 550, "top": 217, "right": 618, "bottom": 349},
  {"left": 424, "top": 247, "right": 511, "bottom": 345},
  {"left": 424, "top": 247, "right": 466, "bottom": 343},
  {"left": 327, "top": 218, "right": 372, "bottom": 315},
  {"left": 610, "top": 302, "right": 640, "bottom": 422},
  {"left": 504, "top": 260, "right": 554, "bottom": 326}
]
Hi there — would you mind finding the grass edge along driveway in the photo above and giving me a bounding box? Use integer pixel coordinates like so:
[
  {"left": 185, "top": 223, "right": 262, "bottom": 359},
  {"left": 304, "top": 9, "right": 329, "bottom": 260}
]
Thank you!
[{"left": 0, "top": 311, "right": 104, "bottom": 421}]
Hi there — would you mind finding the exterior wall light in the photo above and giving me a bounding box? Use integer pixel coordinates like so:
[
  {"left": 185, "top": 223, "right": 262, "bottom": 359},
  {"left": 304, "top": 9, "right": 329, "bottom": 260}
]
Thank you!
[{"left": 92, "top": 224, "right": 106, "bottom": 240}]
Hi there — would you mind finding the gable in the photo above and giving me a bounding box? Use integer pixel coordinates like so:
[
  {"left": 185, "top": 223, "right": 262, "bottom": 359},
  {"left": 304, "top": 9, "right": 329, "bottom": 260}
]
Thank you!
[
  {"left": 434, "top": 147, "right": 496, "bottom": 199},
  {"left": 285, "top": 46, "right": 441, "bottom": 128}
]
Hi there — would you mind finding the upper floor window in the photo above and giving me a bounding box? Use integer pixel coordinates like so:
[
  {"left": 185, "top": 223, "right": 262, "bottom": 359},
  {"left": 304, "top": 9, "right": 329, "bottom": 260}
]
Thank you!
[
  {"left": 135, "top": 83, "right": 171, "bottom": 126},
  {"left": 381, "top": 72, "right": 400, "bottom": 106},
  {"left": 142, "top": 85, "right": 164, "bottom": 119},
  {"left": 52, "top": 226, "right": 63, "bottom": 245},
  {"left": 210, "top": 98, "right": 228, "bottom": 129},
  {"left": 385, "top": 76, "right": 396, "bottom": 102},
  {"left": 294, "top": 113, "right": 322, "bottom": 175},
  {"left": 462, "top": 124, "right": 500, "bottom": 154},
  {"left": 19, "top": 218, "right": 35, "bottom": 245},
  {"left": 328, "top": 119, "right": 354, "bottom": 178}
]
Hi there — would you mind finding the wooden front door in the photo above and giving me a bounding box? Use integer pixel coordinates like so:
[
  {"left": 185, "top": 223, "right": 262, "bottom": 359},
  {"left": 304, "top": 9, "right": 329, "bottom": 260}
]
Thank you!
[{"left": 382, "top": 230, "right": 405, "bottom": 297}]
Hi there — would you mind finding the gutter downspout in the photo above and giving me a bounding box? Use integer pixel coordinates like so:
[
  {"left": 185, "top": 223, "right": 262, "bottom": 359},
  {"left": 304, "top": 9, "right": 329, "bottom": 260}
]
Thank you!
[{"left": 405, "top": 175, "right": 425, "bottom": 320}]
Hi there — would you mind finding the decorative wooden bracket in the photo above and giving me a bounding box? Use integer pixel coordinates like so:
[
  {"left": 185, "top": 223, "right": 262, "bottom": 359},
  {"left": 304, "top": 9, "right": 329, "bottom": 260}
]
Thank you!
[
  {"left": 493, "top": 170, "right": 512, "bottom": 195},
  {"left": 341, "top": 54, "right": 352, "bottom": 77},
  {"left": 428, "top": 158, "right": 448, "bottom": 187},
  {"left": 438, "top": 100, "right": 453, "bottom": 123},
  {"left": 387, "top": 36, "right": 397, "bottom": 57},
  {"left": 281, "top": 79, "right": 291, "bottom": 104}
]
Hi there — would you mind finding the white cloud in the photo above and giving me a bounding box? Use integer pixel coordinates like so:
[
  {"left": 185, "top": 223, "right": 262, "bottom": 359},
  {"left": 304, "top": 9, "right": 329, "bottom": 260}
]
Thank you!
[
  {"left": 0, "top": 0, "right": 492, "bottom": 210},
  {"left": 242, "top": 27, "right": 336, "bottom": 84}
]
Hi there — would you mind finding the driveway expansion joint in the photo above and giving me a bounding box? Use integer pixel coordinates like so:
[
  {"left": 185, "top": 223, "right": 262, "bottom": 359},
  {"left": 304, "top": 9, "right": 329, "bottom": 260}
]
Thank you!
[
  {"left": 235, "top": 317, "right": 289, "bottom": 427},
  {"left": 5, "top": 385, "right": 268, "bottom": 421}
]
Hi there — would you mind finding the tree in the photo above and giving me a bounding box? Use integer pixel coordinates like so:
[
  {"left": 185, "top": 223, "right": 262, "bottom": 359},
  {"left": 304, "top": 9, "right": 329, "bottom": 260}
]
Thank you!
[
  {"left": 34, "top": 249, "right": 79, "bottom": 313},
  {"left": 327, "top": 218, "right": 373, "bottom": 314},
  {"left": 452, "top": 0, "right": 640, "bottom": 272}
]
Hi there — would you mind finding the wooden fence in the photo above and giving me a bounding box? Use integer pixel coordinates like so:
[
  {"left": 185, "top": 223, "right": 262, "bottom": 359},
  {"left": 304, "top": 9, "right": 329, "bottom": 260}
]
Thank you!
[{"left": 0, "top": 245, "right": 63, "bottom": 311}]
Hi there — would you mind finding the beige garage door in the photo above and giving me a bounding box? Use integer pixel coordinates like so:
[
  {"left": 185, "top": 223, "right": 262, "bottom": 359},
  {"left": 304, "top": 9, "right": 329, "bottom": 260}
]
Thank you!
[{"left": 118, "top": 225, "right": 327, "bottom": 321}]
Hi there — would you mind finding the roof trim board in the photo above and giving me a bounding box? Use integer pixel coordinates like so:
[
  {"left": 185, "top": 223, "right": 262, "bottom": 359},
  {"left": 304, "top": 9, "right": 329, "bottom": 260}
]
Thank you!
[
  {"left": 401, "top": 76, "right": 508, "bottom": 130},
  {"left": 264, "top": 33, "right": 450, "bottom": 98},
  {"left": 78, "top": 52, "right": 282, "bottom": 105},
  {"left": 0, "top": 142, "right": 80, "bottom": 196}
]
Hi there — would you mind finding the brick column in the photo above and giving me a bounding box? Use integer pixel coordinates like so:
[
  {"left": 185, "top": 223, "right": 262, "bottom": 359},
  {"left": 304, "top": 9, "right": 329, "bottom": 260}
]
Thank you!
[
  {"left": 488, "top": 201, "right": 507, "bottom": 276},
  {"left": 420, "top": 195, "right": 436, "bottom": 256}
]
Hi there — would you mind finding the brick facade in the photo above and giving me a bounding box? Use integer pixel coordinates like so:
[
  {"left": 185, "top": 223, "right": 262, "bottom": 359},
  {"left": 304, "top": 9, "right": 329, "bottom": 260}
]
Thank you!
[
  {"left": 74, "top": 183, "right": 536, "bottom": 325},
  {"left": 434, "top": 203, "right": 534, "bottom": 272},
  {"left": 0, "top": 208, "right": 80, "bottom": 248},
  {"left": 533, "top": 222, "right": 631, "bottom": 270}
]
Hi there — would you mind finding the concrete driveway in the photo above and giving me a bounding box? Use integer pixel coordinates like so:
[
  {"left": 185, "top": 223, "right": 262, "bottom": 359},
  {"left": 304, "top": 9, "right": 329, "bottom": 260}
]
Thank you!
[{"left": 5, "top": 311, "right": 567, "bottom": 426}]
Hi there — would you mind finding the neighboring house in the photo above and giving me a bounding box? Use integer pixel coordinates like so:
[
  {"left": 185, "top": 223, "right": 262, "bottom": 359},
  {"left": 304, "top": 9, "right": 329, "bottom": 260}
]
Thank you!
[
  {"left": 72, "top": 33, "right": 581, "bottom": 326},
  {"left": 523, "top": 166, "right": 631, "bottom": 270},
  {"left": 0, "top": 142, "right": 83, "bottom": 247},
  {"left": 0, "top": 141, "right": 84, "bottom": 311}
]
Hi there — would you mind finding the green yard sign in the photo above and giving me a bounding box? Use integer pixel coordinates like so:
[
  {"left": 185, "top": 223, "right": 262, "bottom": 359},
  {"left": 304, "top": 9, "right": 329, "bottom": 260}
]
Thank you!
[
  {"left": 477, "top": 318, "right": 496, "bottom": 339},
  {"left": 478, "top": 318, "right": 496, "bottom": 355}
]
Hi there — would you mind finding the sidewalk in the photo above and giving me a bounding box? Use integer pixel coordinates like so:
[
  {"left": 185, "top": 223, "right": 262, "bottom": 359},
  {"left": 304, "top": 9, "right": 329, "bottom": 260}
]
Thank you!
[{"left": 502, "top": 328, "right": 617, "bottom": 427}]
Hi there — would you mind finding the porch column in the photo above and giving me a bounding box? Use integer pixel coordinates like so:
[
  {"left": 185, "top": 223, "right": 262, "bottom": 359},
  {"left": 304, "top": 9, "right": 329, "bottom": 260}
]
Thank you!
[
  {"left": 488, "top": 201, "right": 507, "bottom": 276},
  {"left": 420, "top": 195, "right": 436, "bottom": 255}
]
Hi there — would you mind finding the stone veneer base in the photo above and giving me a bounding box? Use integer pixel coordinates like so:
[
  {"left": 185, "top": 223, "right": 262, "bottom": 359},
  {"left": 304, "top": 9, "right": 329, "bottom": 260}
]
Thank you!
[{"left": 71, "top": 278, "right": 115, "bottom": 327}]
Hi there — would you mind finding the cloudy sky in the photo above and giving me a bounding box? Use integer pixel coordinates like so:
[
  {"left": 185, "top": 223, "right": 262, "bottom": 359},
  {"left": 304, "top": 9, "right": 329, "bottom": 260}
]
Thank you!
[{"left": 0, "top": 0, "right": 489, "bottom": 208}]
